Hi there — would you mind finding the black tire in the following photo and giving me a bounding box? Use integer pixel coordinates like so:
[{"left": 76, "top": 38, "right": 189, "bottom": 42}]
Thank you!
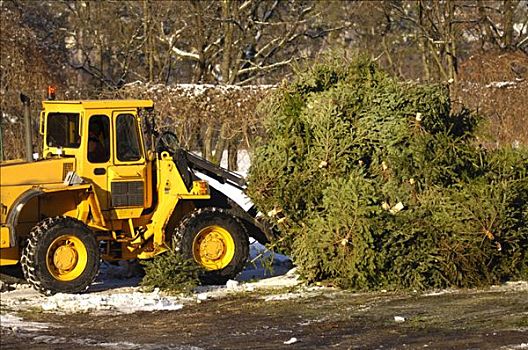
[
  {"left": 175, "top": 208, "right": 249, "bottom": 285},
  {"left": 21, "top": 216, "right": 100, "bottom": 295}
]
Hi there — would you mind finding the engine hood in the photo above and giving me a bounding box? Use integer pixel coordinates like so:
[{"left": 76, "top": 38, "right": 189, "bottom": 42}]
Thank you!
[{"left": 0, "top": 158, "right": 76, "bottom": 186}]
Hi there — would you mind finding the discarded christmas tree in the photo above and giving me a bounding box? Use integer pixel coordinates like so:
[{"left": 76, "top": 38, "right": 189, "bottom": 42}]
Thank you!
[
  {"left": 247, "top": 53, "right": 528, "bottom": 290},
  {"left": 141, "top": 250, "right": 200, "bottom": 294}
]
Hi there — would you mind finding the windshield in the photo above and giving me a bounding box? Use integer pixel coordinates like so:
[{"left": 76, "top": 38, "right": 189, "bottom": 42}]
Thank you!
[
  {"left": 116, "top": 114, "right": 142, "bottom": 162},
  {"left": 46, "top": 113, "right": 81, "bottom": 148}
]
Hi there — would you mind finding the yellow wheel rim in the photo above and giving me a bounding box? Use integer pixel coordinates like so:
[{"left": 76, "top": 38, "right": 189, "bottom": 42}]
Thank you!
[
  {"left": 193, "top": 225, "right": 235, "bottom": 270},
  {"left": 46, "top": 235, "right": 88, "bottom": 281}
]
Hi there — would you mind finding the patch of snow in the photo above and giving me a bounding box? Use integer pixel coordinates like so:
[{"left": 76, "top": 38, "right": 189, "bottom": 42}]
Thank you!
[
  {"left": 501, "top": 344, "right": 528, "bottom": 350},
  {"left": 1, "top": 111, "right": 19, "bottom": 123},
  {"left": 283, "top": 337, "right": 299, "bottom": 345},
  {"left": 394, "top": 316, "right": 406, "bottom": 323},
  {"left": 264, "top": 292, "right": 304, "bottom": 302},
  {"left": 124, "top": 82, "right": 276, "bottom": 98},
  {"left": 218, "top": 149, "right": 251, "bottom": 177},
  {"left": 191, "top": 268, "right": 301, "bottom": 302},
  {"left": 40, "top": 289, "right": 184, "bottom": 314},
  {"left": 514, "top": 23, "right": 527, "bottom": 35},
  {"left": 25, "top": 335, "right": 144, "bottom": 350},
  {"left": 485, "top": 81, "right": 517, "bottom": 88},
  {"left": 424, "top": 281, "right": 527, "bottom": 297},
  {"left": 462, "top": 30, "right": 480, "bottom": 42},
  {"left": 86, "top": 341, "right": 141, "bottom": 349},
  {"left": 490, "top": 280, "right": 528, "bottom": 292},
  {"left": 225, "top": 279, "right": 240, "bottom": 290},
  {"left": 196, "top": 292, "right": 208, "bottom": 301},
  {"left": 1, "top": 285, "right": 184, "bottom": 315},
  {"left": 248, "top": 270, "right": 300, "bottom": 289},
  {"left": 0, "top": 314, "right": 52, "bottom": 332},
  {"left": 422, "top": 289, "right": 457, "bottom": 296}
]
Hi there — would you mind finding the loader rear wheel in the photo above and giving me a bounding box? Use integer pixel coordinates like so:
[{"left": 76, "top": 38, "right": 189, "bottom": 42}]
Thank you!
[
  {"left": 175, "top": 208, "right": 249, "bottom": 285},
  {"left": 21, "top": 216, "right": 100, "bottom": 295}
]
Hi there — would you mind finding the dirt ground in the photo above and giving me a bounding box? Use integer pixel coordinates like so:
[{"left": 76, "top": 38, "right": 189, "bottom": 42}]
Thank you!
[{"left": 1, "top": 282, "right": 527, "bottom": 350}]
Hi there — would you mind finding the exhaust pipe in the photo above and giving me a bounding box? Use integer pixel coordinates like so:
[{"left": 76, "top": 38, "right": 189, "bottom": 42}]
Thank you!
[{"left": 20, "top": 93, "right": 33, "bottom": 162}]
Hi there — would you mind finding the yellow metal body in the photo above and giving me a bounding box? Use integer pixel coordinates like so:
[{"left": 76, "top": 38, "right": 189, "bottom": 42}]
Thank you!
[
  {"left": 1, "top": 227, "right": 11, "bottom": 248},
  {"left": 0, "top": 99, "right": 210, "bottom": 266}
]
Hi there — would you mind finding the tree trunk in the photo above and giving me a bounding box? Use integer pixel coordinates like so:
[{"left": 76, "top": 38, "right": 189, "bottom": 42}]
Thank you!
[
  {"left": 446, "top": 0, "right": 457, "bottom": 82},
  {"left": 202, "top": 125, "right": 214, "bottom": 162},
  {"left": 211, "top": 123, "right": 227, "bottom": 166},
  {"left": 503, "top": 0, "right": 517, "bottom": 50},
  {"left": 191, "top": 2, "right": 206, "bottom": 83},
  {"left": 418, "top": 1, "right": 431, "bottom": 81},
  {"left": 143, "top": 0, "right": 156, "bottom": 82},
  {"left": 221, "top": 0, "right": 235, "bottom": 84},
  {"left": 227, "top": 140, "right": 238, "bottom": 171}
]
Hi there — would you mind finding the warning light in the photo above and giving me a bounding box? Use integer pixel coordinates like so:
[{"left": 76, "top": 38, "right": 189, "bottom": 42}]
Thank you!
[
  {"left": 47, "top": 86, "right": 56, "bottom": 100},
  {"left": 193, "top": 180, "right": 209, "bottom": 195}
]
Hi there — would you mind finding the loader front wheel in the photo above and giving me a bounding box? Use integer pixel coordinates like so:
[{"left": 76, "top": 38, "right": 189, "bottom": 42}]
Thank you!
[
  {"left": 21, "top": 216, "right": 100, "bottom": 295},
  {"left": 176, "top": 208, "right": 249, "bottom": 285}
]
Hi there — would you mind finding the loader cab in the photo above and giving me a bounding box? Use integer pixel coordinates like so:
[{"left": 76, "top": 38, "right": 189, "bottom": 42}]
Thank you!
[{"left": 41, "top": 100, "right": 154, "bottom": 219}]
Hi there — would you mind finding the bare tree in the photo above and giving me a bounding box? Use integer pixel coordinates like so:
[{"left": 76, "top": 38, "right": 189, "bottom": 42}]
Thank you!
[
  {"left": 149, "top": 0, "right": 347, "bottom": 167},
  {"left": 0, "top": 0, "right": 72, "bottom": 159},
  {"left": 387, "top": 0, "right": 528, "bottom": 82},
  {"left": 55, "top": 0, "right": 344, "bottom": 89}
]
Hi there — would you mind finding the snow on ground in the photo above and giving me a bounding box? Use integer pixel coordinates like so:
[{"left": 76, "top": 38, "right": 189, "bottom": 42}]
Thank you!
[
  {"left": 422, "top": 290, "right": 457, "bottom": 297},
  {"left": 0, "top": 281, "right": 187, "bottom": 316},
  {"left": 422, "top": 280, "right": 528, "bottom": 297},
  {"left": 0, "top": 314, "right": 52, "bottom": 332},
  {"left": 40, "top": 289, "right": 184, "bottom": 313},
  {"left": 218, "top": 149, "right": 251, "bottom": 177},
  {"left": 501, "top": 344, "right": 528, "bottom": 350},
  {"left": 0, "top": 241, "right": 295, "bottom": 319},
  {"left": 485, "top": 81, "right": 519, "bottom": 89},
  {"left": 489, "top": 280, "right": 528, "bottom": 292}
]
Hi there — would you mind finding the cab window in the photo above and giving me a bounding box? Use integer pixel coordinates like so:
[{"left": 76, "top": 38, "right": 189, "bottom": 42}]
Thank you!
[
  {"left": 46, "top": 113, "right": 80, "bottom": 148},
  {"left": 88, "top": 115, "right": 110, "bottom": 163},
  {"left": 116, "top": 114, "right": 142, "bottom": 162}
]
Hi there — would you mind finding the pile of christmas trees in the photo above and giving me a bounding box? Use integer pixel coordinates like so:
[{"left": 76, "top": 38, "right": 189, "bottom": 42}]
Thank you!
[{"left": 247, "top": 54, "right": 528, "bottom": 290}]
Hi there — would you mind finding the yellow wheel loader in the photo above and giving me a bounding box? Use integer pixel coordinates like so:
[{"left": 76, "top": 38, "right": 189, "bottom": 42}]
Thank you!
[{"left": 0, "top": 95, "right": 273, "bottom": 294}]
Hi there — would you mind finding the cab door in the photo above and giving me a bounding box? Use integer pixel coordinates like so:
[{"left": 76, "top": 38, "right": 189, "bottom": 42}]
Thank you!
[
  {"left": 107, "top": 111, "right": 148, "bottom": 219},
  {"left": 85, "top": 113, "right": 113, "bottom": 211}
]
